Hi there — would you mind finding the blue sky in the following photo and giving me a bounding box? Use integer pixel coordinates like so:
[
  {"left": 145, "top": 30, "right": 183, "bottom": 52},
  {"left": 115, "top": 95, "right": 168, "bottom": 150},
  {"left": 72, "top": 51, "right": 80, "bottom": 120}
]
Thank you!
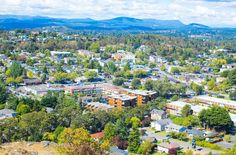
[{"left": 0, "top": 0, "right": 236, "bottom": 27}]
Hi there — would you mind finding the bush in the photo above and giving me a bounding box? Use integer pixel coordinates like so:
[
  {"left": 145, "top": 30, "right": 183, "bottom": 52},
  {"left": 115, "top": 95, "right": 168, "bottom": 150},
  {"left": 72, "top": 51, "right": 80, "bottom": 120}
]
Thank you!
[
  {"left": 167, "top": 132, "right": 189, "bottom": 142},
  {"left": 196, "top": 141, "right": 222, "bottom": 150}
]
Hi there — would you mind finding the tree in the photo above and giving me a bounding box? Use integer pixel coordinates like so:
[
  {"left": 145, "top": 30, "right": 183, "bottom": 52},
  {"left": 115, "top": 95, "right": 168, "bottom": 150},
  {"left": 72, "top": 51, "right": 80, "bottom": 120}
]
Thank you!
[
  {"left": 171, "top": 95, "right": 179, "bottom": 101},
  {"left": 191, "top": 83, "right": 203, "bottom": 95},
  {"left": 8, "top": 62, "right": 23, "bottom": 78},
  {"left": 40, "top": 92, "right": 58, "bottom": 108},
  {"left": 114, "top": 119, "right": 129, "bottom": 141},
  {"left": 198, "top": 106, "right": 233, "bottom": 132},
  {"left": 138, "top": 140, "right": 153, "bottom": 155},
  {"left": 170, "top": 67, "right": 180, "bottom": 74},
  {"left": 130, "top": 117, "right": 141, "bottom": 128},
  {"left": 181, "top": 104, "right": 192, "bottom": 117},
  {"left": 89, "top": 42, "right": 100, "bottom": 53},
  {"left": 128, "top": 128, "right": 140, "bottom": 153},
  {"left": 133, "top": 70, "right": 147, "bottom": 78},
  {"left": 104, "top": 122, "right": 116, "bottom": 140},
  {"left": 107, "top": 61, "right": 117, "bottom": 74},
  {"left": 144, "top": 80, "right": 154, "bottom": 90},
  {"left": 57, "top": 128, "right": 101, "bottom": 155},
  {"left": 84, "top": 71, "right": 98, "bottom": 80},
  {"left": 230, "top": 91, "right": 236, "bottom": 101},
  {"left": 113, "top": 77, "right": 125, "bottom": 86},
  {"left": 0, "top": 84, "right": 8, "bottom": 104},
  {"left": 131, "top": 78, "right": 141, "bottom": 89},
  {"left": 27, "top": 70, "right": 34, "bottom": 78},
  {"left": 207, "top": 79, "right": 216, "bottom": 90},
  {"left": 16, "top": 103, "right": 30, "bottom": 114},
  {"left": 18, "top": 111, "right": 55, "bottom": 141}
]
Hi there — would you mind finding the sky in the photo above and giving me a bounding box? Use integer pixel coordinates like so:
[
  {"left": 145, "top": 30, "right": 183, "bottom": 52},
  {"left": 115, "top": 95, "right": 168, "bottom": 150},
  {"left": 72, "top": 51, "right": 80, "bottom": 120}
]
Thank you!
[{"left": 0, "top": 0, "right": 236, "bottom": 27}]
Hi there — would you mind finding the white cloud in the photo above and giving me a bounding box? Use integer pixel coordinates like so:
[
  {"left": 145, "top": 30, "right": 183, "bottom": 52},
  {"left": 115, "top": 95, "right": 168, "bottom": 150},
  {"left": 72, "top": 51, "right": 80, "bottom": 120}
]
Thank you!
[{"left": 0, "top": 0, "right": 236, "bottom": 27}]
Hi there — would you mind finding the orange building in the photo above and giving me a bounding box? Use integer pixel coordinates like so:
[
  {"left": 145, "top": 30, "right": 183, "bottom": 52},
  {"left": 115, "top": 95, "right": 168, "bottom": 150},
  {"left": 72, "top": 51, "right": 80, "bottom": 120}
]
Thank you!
[
  {"left": 108, "top": 94, "right": 137, "bottom": 109},
  {"left": 125, "top": 89, "right": 157, "bottom": 106}
]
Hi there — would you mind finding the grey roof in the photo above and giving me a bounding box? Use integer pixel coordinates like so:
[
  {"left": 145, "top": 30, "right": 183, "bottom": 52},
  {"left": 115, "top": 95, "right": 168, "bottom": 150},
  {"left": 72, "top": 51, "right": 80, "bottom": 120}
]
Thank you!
[
  {"left": 140, "top": 136, "right": 157, "bottom": 143},
  {"left": 166, "top": 123, "right": 186, "bottom": 130},
  {"left": 155, "top": 119, "right": 172, "bottom": 126},
  {"left": 110, "top": 146, "right": 128, "bottom": 155},
  {"left": 0, "top": 109, "right": 16, "bottom": 115},
  {"left": 151, "top": 109, "right": 165, "bottom": 115},
  {"left": 186, "top": 129, "right": 205, "bottom": 137}
]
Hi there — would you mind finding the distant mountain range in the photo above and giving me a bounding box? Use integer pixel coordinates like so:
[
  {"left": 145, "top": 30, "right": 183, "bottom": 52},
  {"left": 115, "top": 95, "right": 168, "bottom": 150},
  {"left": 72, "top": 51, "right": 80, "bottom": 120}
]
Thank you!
[
  {"left": 0, "top": 15, "right": 210, "bottom": 30},
  {"left": 0, "top": 15, "right": 236, "bottom": 37}
]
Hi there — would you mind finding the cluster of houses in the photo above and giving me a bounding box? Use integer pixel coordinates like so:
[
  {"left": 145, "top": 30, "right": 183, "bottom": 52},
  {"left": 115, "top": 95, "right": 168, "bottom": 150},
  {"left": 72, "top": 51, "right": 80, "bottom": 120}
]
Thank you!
[
  {"left": 20, "top": 83, "right": 157, "bottom": 111},
  {"left": 166, "top": 95, "right": 236, "bottom": 126}
]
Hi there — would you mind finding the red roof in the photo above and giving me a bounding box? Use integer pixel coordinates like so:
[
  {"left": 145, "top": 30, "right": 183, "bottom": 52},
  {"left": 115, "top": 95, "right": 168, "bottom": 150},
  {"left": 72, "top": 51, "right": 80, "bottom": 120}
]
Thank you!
[
  {"left": 91, "top": 131, "right": 104, "bottom": 139},
  {"left": 158, "top": 142, "right": 179, "bottom": 149}
]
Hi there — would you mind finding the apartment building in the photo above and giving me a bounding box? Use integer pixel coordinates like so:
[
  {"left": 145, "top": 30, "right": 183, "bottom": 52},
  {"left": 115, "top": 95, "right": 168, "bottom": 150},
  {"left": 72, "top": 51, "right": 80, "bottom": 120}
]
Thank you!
[
  {"left": 64, "top": 85, "right": 102, "bottom": 96},
  {"left": 84, "top": 102, "right": 114, "bottom": 112},
  {"left": 166, "top": 101, "right": 206, "bottom": 116},
  {"left": 108, "top": 94, "right": 137, "bottom": 109},
  {"left": 125, "top": 89, "right": 157, "bottom": 106},
  {"left": 193, "top": 95, "right": 236, "bottom": 112}
]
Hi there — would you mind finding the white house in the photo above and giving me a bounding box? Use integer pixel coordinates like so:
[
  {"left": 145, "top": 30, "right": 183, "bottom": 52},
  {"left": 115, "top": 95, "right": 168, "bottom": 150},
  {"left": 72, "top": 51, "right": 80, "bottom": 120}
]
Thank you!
[
  {"left": 157, "top": 142, "right": 179, "bottom": 154},
  {"left": 150, "top": 109, "right": 166, "bottom": 121},
  {"left": 151, "top": 119, "right": 172, "bottom": 131},
  {"left": 165, "top": 123, "right": 186, "bottom": 133}
]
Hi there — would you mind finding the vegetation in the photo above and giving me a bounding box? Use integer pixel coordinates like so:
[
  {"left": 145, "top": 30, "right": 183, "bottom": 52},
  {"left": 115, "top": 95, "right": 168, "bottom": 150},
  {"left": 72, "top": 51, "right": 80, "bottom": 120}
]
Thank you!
[{"left": 198, "top": 106, "right": 233, "bottom": 132}]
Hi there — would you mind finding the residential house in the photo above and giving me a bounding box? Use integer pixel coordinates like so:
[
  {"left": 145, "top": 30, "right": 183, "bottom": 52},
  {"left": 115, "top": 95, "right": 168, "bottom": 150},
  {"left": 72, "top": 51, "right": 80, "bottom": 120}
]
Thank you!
[
  {"left": 23, "top": 78, "right": 42, "bottom": 85},
  {"left": 77, "top": 50, "right": 95, "bottom": 58},
  {"left": 186, "top": 129, "right": 205, "bottom": 137},
  {"left": 0, "top": 109, "right": 17, "bottom": 120},
  {"left": 150, "top": 109, "right": 166, "bottom": 121},
  {"left": 151, "top": 119, "right": 172, "bottom": 131},
  {"left": 110, "top": 146, "right": 128, "bottom": 155},
  {"left": 157, "top": 142, "right": 179, "bottom": 154},
  {"left": 91, "top": 131, "right": 104, "bottom": 141},
  {"left": 165, "top": 123, "right": 186, "bottom": 133}
]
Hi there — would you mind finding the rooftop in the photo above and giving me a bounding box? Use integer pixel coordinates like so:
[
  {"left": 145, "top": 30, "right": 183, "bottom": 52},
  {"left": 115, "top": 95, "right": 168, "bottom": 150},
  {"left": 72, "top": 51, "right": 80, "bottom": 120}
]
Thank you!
[
  {"left": 126, "top": 89, "right": 156, "bottom": 96},
  {"left": 194, "top": 95, "right": 236, "bottom": 107},
  {"left": 108, "top": 94, "right": 136, "bottom": 101},
  {"left": 86, "top": 102, "right": 114, "bottom": 110},
  {"left": 158, "top": 142, "right": 179, "bottom": 149}
]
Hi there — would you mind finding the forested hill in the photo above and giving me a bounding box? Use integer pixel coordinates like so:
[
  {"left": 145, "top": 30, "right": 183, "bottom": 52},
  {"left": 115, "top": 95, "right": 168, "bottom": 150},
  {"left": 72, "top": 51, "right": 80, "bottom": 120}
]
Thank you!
[
  {"left": 0, "top": 15, "right": 209, "bottom": 30},
  {"left": 1, "top": 15, "right": 236, "bottom": 38}
]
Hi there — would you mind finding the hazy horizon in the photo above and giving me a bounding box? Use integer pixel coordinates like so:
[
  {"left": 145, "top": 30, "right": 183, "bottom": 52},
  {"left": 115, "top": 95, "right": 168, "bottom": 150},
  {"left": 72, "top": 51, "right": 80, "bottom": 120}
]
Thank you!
[{"left": 1, "top": 0, "right": 236, "bottom": 28}]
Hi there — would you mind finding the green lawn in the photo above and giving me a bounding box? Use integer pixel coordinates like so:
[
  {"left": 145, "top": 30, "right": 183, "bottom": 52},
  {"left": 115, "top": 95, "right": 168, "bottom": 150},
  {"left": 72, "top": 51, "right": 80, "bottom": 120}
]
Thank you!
[{"left": 155, "top": 131, "right": 168, "bottom": 137}]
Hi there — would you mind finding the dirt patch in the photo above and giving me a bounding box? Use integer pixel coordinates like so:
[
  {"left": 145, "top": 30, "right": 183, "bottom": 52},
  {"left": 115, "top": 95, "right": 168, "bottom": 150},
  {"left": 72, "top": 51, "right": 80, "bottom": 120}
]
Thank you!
[{"left": 0, "top": 141, "right": 58, "bottom": 155}]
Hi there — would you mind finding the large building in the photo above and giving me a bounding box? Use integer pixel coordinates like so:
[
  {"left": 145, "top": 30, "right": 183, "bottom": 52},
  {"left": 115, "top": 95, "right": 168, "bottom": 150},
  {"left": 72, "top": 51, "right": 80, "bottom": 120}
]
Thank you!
[
  {"left": 64, "top": 85, "right": 102, "bottom": 96},
  {"left": 84, "top": 102, "right": 114, "bottom": 112},
  {"left": 23, "top": 84, "right": 64, "bottom": 96},
  {"left": 166, "top": 99, "right": 236, "bottom": 126},
  {"left": 166, "top": 101, "right": 206, "bottom": 116},
  {"left": 108, "top": 94, "right": 137, "bottom": 109},
  {"left": 192, "top": 95, "right": 236, "bottom": 112},
  {"left": 98, "top": 83, "right": 157, "bottom": 107},
  {"left": 125, "top": 89, "right": 157, "bottom": 106}
]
